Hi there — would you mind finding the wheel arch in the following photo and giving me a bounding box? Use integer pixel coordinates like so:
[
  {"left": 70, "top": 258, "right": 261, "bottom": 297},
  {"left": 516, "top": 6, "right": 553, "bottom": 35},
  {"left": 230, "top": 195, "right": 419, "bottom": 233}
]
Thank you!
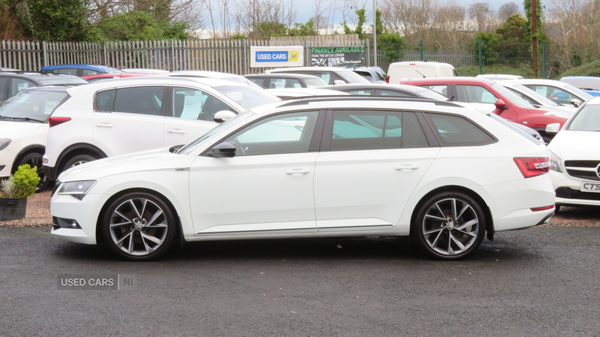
[
  {"left": 12, "top": 144, "right": 45, "bottom": 172},
  {"left": 95, "top": 187, "right": 182, "bottom": 245},
  {"left": 410, "top": 185, "right": 495, "bottom": 241},
  {"left": 57, "top": 143, "right": 107, "bottom": 176}
]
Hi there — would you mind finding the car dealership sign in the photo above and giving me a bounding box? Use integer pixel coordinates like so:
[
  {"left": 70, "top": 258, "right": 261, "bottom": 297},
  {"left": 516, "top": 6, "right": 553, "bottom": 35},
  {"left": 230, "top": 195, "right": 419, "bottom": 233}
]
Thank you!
[{"left": 250, "top": 46, "right": 304, "bottom": 67}]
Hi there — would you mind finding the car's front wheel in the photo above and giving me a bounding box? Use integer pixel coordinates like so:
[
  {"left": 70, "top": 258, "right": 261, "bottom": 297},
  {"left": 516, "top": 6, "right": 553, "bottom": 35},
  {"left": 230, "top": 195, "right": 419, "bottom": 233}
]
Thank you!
[
  {"left": 412, "top": 191, "right": 486, "bottom": 260},
  {"left": 101, "top": 192, "right": 177, "bottom": 261},
  {"left": 15, "top": 151, "right": 48, "bottom": 192}
]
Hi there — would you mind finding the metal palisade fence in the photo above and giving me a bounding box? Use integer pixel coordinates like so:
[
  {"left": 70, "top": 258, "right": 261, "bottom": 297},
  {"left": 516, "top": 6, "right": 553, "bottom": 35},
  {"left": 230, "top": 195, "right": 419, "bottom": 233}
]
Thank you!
[{"left": 1, "top": 39, "right": 478, "bottom": 75}]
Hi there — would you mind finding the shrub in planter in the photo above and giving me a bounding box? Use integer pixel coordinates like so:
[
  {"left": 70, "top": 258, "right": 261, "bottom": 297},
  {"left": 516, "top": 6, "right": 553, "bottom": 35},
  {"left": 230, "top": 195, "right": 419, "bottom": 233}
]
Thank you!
[{"left": 0, "top": 164, "right": 40, "bottom": 221}]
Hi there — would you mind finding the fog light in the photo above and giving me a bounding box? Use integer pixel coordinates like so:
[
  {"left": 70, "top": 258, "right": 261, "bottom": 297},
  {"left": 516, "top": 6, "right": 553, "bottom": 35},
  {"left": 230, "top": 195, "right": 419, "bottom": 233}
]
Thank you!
[{"left": 52, "top": 217, "right": 82, "bottom": 229}]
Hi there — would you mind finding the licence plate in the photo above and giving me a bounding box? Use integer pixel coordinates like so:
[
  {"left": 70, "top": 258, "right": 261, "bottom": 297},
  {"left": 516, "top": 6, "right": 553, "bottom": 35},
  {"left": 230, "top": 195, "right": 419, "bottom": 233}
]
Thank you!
[{"left": 581, "top": 182, "right": 600, "bottom": 193}]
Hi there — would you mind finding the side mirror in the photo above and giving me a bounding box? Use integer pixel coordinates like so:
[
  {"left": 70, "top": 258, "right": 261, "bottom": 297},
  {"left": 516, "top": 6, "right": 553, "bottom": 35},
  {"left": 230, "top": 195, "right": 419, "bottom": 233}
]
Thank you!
[
  {"left": 214, "top": 110, "right": 237, "bottom": 123},
  {"left": 207, "top": 142, "right": 236, "bottom": 158},
  {"left": 570, "top": 99, "right": 582, "bottom": 107},
  {"left": 545, "top": 123, "right": 561, "bottom": 134},
  {"left": 494, "top": 99, "right": 509, "bottom": 114},
  {"left": 333, "top": 80, "right": 346, "bottom": 85}
]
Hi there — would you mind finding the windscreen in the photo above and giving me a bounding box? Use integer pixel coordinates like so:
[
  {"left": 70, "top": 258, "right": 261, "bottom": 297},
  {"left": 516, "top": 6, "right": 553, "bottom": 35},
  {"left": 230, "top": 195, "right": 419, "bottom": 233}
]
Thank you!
[
  {"left": 213, "top": 85, "right": 280, "bottom": 109},
  {"left": 567, "top": 104, "right": 600, "bottom": 131},
  {"left": 0, "top": 89, "right": 69, "bottom": 122}
]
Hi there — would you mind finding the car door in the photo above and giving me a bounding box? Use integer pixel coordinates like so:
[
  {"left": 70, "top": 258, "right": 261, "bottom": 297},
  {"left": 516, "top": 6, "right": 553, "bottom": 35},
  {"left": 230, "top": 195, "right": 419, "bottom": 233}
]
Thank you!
[
  {"left": 314, "top": 109, "right": 440, "bottom": 231},
  {"left": 188, "top": 110, "right": 322, "bottom": 235},
  {"left": 163, "top": 86, "right": 235, "bottom": 147},
  {"left": 93, "top": 86, "right": 166, "bottom": 156}
]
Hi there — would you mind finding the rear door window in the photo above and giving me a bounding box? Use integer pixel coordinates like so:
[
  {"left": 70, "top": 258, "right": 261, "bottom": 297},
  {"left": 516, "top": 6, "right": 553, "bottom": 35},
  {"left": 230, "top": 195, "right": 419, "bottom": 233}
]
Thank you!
[
  {"left": 329, "top": 110, "right": 429, "bottom": 151},
  {"left": 456, "top": 85, "right": 498, "bottom": 104},
  {"left": 113, "top": 86, "right": 165, "bottom": 115}
]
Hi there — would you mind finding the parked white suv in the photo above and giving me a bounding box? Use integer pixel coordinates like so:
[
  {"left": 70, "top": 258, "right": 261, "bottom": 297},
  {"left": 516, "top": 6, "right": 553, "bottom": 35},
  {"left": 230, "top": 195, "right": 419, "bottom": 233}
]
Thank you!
[{"left": 42, "top": 77, "right": 279, "bottom": 181}]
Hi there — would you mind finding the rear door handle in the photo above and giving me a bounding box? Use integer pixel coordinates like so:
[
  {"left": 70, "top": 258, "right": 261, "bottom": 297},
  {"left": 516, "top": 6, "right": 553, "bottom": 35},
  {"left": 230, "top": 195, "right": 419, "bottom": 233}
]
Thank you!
[
  {"left": 167, "top": 129, "right": 187, "bottom": 134},
  {"left": 286, "top": 168, "right": 311, "bottom": 176},
  {"left": 395, "top": 164, "right": 419, "bottom": 172},
  {"left": 95, "top": 123, "right": 113, "bottom": 128}
]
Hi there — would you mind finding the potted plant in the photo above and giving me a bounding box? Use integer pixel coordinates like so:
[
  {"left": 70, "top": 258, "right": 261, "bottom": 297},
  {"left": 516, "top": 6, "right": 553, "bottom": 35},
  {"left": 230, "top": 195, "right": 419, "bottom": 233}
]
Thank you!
[{"left": 0, "top": 164, "right": 40, "bottom": 221}]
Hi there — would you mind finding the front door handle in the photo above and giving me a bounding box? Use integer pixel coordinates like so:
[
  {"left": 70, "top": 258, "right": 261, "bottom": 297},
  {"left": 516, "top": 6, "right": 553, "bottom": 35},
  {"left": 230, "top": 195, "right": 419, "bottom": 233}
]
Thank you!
[
  {"left": 286, "top": 168, "right": 311, "bottom": 176},
  {"left": 395, "top": 164, "right": 419, "bottom": 172},
  {"left": 167, "top": 129, "right": 187, "bottom": 134}
]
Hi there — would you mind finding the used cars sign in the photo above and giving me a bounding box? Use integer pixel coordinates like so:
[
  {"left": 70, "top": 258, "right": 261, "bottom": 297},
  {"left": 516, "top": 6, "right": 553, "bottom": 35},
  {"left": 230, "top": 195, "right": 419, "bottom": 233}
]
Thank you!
[{"left": 251, "top": 46, "right": 303, "bottom": 68}]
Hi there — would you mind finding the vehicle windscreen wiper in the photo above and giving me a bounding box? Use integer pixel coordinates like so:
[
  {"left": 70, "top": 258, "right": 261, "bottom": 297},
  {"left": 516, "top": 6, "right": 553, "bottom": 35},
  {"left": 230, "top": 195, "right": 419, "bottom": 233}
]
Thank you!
[{"left": 0, "top": 115, "right": 45, "bottom": 123}]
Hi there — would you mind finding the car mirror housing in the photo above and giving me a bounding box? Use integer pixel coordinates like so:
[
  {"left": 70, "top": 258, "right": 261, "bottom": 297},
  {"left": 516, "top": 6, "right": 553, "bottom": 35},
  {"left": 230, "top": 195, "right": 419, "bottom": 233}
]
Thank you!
[
  {"left": 207, "top": 142, "right": 236, "bottom": 158},
  {"left": 333, "top": 80, "right": 346, "bottom": 85},
  {"left": 570, "top": 98, "right": 582, "bottom": 107},
  {"left": 545, "top": 123, "right": 561, "bottom": 134},
  {"left": 214, "top": 110, "right": 237, "bottom": 123},
  {"left": 494, "top": 99, "right": 509, "bottom": 112}
]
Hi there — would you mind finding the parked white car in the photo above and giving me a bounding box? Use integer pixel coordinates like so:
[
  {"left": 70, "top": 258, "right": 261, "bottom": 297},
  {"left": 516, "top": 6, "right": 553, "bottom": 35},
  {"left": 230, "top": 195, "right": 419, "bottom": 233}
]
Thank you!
[
  {"left": 265, "top": 67, "right": 372, "bottom": 85},
  {"left": 516, "top": 78, "right": 594, "bottom": 107},
  {"left": 42, "top": 77, "right": 280, "bottom": 181},
  {"left": 50, "top": 97, "right": 555, "bottom": 261},
  {"left": 498, "top": 80, "right": 576, "bottom": 115},
  {"left": 547, "top": 97, "right": 600, "bottom": 211},
  {"left": 0, "top": 86, "right": 71, "bottom": 189}
]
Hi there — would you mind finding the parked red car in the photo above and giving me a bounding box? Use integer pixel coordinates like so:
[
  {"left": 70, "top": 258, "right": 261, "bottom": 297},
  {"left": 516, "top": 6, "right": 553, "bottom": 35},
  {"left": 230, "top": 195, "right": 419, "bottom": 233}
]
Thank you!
[
  {"left": 81, "top": 72, "right": 151, "bottom": 83},
  {"left": 399, "top": 77, "right": 569, "bottom": 141}
]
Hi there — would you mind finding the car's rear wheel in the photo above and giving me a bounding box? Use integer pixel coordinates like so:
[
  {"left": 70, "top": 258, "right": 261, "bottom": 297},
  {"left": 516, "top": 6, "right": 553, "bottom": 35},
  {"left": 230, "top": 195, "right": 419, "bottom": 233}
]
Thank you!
[
  {"left": 413, "top": 191, "right": 486, "bottom": 260},
  {"left": 63, "top": 154, "right": 97, "bottom": 171},
  {"left": 101, "top": 192, "right": 177, "bottom": 261}
]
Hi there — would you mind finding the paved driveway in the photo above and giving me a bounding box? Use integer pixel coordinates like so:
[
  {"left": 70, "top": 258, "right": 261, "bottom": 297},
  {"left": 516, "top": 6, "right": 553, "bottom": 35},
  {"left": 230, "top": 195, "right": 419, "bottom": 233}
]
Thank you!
[{"left": 1, "top": 226, "right": 599, "bottom": 336}]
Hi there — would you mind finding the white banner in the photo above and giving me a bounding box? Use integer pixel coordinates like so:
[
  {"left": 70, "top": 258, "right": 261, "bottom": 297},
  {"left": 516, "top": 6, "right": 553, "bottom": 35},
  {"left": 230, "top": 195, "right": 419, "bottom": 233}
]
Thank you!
[{"left": 250, "top": 46, "right": 304, "bottom": 68}]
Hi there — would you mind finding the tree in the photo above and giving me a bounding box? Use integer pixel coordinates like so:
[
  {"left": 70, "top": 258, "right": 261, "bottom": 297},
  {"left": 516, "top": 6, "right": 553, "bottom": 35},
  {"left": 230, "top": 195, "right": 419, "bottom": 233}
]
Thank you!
[
  {"left": 472, "top": 31, "right": 500, "bottom": 65},
  {"left": 524, "top": 0, "right": 547, "bottom": 42},
  {"left": 96, "top": 10, "right": 188, "bottom": 40},
  {"left": 498, "top": 2, "right": 521, "bottom": 22},
  {"left": 288, "top": 18, "right": 317, "bottom": 36},
  {"left": 468, "top": 2, "right": 494, "bottom": 32},
  {"left": 249, "top": 21, "right": 287, "bottom": 38},
  {"left": 341, "top": 8, "right": 367, "bottom": 40},
  {"left": 21, "top": 0, "right": 97, "bottom": 41},
  {"left": 377, "top": 32, "right": 406, "bottom": 63},
  {"left": 496, "top": 14, "right": 528, "bottom": 64}
]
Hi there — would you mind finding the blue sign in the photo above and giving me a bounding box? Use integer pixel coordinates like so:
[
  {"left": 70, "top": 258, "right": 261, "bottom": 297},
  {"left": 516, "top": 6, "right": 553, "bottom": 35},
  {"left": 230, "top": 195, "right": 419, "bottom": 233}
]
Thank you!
[{"left": 255, "top": 51, "right": 289, "bottom": 63}]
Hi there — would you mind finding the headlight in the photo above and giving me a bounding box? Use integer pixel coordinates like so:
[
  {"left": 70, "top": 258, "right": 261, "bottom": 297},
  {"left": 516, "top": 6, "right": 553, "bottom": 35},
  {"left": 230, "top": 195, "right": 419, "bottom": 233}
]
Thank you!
[
  {"left": 0, "top": 138, "right": 11, "bottom": 151},
  {"left": 549, "top": 150, "right": 563, "bottom": 173},
  {"left": 58, "top": 180, "right": 96, "bottom": 200}
]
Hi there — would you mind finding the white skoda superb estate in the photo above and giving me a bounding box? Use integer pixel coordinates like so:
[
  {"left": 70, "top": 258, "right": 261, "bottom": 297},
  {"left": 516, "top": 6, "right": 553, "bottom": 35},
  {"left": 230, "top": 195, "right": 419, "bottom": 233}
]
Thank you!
[{"left": 50, "top": 97, "right": 556, "bottom": 261}]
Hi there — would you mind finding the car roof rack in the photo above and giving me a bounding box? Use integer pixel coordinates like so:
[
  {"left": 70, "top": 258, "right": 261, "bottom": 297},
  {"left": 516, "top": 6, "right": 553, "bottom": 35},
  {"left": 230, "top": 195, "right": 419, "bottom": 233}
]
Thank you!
[{"left": 278, "top": 95, "right": 463, "bottom": 108}]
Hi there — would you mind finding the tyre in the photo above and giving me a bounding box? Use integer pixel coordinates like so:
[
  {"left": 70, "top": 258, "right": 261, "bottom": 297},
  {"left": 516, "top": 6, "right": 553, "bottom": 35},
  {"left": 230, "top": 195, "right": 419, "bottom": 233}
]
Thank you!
[
  {"left": 15, "top": 152, "right": 48, "bottom": 192},
  {"left": 101, "top": 191, "right": 177, "bottom": 261},
  {"left": 412, "top": 191, "right": 486, "bottom": 260},
  {"left": 63, "top": 154, "right": 98, "bottom": 172}
]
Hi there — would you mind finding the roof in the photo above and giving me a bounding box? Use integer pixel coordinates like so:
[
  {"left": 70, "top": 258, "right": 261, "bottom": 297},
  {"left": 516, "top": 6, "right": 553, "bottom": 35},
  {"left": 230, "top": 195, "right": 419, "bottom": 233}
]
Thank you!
[
  {"left": 400, "top": 77, "right": 494, "bottom": 85},
  {"left": 0, "top": 72, "right": 88, "bottom": 85},
  {"left": 244, "top": 73, "right": 322, "bottom": 79},
  {"left": 40, "top": 64, "right": 122, "bottom": 74}
]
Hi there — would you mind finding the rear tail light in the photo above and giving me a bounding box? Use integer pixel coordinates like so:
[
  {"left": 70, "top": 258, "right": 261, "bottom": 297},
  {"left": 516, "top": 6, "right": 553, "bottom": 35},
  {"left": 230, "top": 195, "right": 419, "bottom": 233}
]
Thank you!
[
  {"left": 386, "top": 75, "right": 390, "bottom": 83},
  {"left": 531, "top": 205, "right": 554, "bottom": 212},
  {"left": 513, "top": 157, "right": 550, "bottom": 178},
  {"left": 49, "top": 117, "right": 71, "bottom": 127}
]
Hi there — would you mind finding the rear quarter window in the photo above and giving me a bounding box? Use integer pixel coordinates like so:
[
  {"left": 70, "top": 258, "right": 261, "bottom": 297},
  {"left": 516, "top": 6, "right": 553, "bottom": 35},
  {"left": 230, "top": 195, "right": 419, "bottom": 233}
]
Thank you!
[{"left": 424, "top": 113, "right": 496, "bottom": 146}]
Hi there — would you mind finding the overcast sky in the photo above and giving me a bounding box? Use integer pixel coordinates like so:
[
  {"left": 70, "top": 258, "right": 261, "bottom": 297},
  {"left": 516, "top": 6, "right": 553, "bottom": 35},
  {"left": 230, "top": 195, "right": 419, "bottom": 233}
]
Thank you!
[{"left": 292, "top": 0, "right": 549, "bottom": 25}]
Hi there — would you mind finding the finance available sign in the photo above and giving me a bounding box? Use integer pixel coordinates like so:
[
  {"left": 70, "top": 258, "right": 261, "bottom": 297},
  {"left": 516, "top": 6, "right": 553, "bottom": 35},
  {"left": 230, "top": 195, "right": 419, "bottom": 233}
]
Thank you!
[{"left": 251, "top": 46, "right": 303, "bottom": 67}]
